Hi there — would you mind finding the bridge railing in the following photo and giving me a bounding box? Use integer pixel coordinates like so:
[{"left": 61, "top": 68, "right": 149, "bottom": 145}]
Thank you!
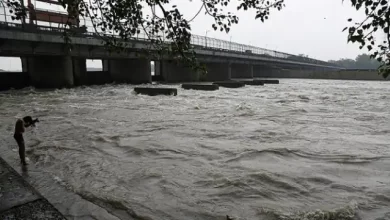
[{"left": 0, "top": 5, "right": 339, "bottom": 68}]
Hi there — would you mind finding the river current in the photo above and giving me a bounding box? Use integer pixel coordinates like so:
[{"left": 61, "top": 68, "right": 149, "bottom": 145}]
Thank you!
[{"left": 0, "top": 79, "right": 390, "bottom": 220}]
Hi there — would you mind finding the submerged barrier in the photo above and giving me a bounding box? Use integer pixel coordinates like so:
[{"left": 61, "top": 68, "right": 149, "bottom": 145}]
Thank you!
[
  {"left": 181, "top": 84, "right": 219, "bottom": 91},
  {"left": 212, "top": 81, "right": 245, "bottom": 88},
  {"left": 240, "top": 80, "right": 265, "bottom": 86},
  {"left": 134, "top": 87, "right": 178, "bottom": 96}
]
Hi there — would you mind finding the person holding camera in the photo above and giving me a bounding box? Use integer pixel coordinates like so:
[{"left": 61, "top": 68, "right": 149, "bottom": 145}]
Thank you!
[{"left": 13, "top": 116, "right": 39, "bottom": 166}]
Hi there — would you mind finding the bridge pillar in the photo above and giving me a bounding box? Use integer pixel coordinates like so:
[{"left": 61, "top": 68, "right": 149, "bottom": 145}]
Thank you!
[
  {"left": 108, "top": 59, "right": 151, "bottom": 84},
  {"left": 21, "top": 57, "right": 29, "bottom": 72},
  {"left": 204, "top": 62, "right": 231, "bottom": 81},
  {"left": 160, "top": 60, "right": 200, "bottom": 82},
  {"left": 253, "top": 65, "right": 281, "bottom": 78},
  {"left": 154, "top": 61, "right": 161, "bottom": 76},
  {"left": 27, "top": 55, "right": 74, "bottom": 88},
  {"left": 315, "top": 67, "right": 326, "bottom": 72},
  {"left": 231, "top": 63, "right": 253, "bottom": 79},
  {"left": 72, "top": 58, "right": 87, "bottom": 86},
  {"left": 280, "top": 67, "right": 322, "bottom": 79},
  {"left": 102, "top": 59, "right": 109, "bottom": 71}
]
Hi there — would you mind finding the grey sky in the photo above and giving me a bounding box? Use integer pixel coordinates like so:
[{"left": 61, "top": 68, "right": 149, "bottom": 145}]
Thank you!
[{"left": 0, "top": 0, "right": 373, "bottom": 70}]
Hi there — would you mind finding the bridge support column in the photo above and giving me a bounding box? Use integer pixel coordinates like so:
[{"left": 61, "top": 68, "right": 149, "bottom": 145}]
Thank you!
[
  {"left": 253, "top": 65, "right": 281, "bottom": 78},
  {"left": 72, "top": 58, "right": 87, "bottom": 86},
  {"left": 204, "top": 62, "right": 231, "bottom": 81},
  {"left": 102, "top": 59, "right": 109, "bottom": 71},
  {"left": 161, "top": 60, "right": 200, "bottom": 82},
  {"left": 21, "top": 57, "right": 29, "bottom": 72},
  {"left": 108, "top": 59, "right": 151, "bottom": 84},
  {"left": 154, "top": 61, "right": 161, "bottom": 76},
  {"left": 315, "top": 67, "right": 326, "bottom": 72},
  {"left": 231, "top": 63, "right": 253, "bottom": 79},
  {"left": 27, "top": 55, "right": 74, "bottom": 88},
  {"left": 281, "top": 68, "right": 322, "bottom": 79}
]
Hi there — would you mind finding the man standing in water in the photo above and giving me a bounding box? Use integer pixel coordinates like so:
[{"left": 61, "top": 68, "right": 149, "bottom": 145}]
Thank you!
[{"left": 14, "top": 116, "right": 39, "bottom": 165}]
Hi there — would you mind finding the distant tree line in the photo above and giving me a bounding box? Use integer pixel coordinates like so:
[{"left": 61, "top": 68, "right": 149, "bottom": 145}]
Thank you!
[{"left": 328, "top": 54, "right": 381, "bottom": 69}]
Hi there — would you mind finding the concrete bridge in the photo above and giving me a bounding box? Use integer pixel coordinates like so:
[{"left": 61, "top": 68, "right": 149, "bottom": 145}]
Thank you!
[{"left": 0, "top": 8, "right": 342, "bottom": 89}]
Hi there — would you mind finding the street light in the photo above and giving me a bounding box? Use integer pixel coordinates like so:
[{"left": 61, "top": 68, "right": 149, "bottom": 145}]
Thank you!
[{"left": 19, "top": 0, "right": 26, "bottom": 26}]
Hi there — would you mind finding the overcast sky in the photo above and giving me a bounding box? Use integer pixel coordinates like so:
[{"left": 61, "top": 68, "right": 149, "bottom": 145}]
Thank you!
[{"left": 0, "top": 0, "right": 377, "bottom": 70}]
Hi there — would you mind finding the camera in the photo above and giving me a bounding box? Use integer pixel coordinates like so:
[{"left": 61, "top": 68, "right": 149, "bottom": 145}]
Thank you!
[{"left": 31, "top": 118, "right": 39, "bottom": 127}]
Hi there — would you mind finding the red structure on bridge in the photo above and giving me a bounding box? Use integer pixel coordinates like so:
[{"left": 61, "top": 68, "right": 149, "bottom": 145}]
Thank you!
[{"left": 26, "top": 0, "right": 78, "bottom": 26}]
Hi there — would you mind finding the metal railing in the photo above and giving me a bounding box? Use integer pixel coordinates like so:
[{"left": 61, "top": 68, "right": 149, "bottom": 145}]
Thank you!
[{"left": 0, "top": 5, "right": 339, "bottom": 68}]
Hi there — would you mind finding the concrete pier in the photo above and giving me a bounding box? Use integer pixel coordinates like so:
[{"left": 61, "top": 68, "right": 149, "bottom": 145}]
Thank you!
[
  {"left": 253, "top": 65, "right": 281, "bottom": 78},
  {"left": 154, "top": 61, "right": 161, "bottom": 76},
  {"left": 204, "top": 62, "right": 231, "bottom": 81},
  {"left": 0, "top": 157, "right": 66, "bottom": 219},
  {"left": 160, "top": 61, "right": 199, "bottom": 82},
  {"left": 261, "top": 79, "right": 280, "bottom": 84},
  {"left": 213, "top": 81, "right": 245, "bottom": 88},
  {"left": 134, "top": 87, "right": 178, "bottom": 96},
  {"left": 27, "top": 56, "right": 74, "bottom": 88},
  {"left": 21, "top": 57, "right": 28, "bottom": 72},
  {"left": 72, "top": 58, "right": 87, "bottom": 86},
  {"left": 182, "top": 83, "right": 219, "bottom": 91},
  {"left": 240, "top": 80, "right": 264, "bottom": 86},
  {"left": 108, "top": 59, "right": 151, "bottom": 84},
  {"left": 102, "top": 59, "right": 109, "bottom": 71},
  {"left": 231, "top": 64, "right": 253, "bottom": 79}
]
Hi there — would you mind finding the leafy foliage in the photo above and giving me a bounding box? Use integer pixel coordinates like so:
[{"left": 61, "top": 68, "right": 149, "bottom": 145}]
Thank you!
[
  {"left": 343, "top": 0, "right": 390, "bottom": 78},
  {"left": 2, "top": 0, "right": 285, "bottom": 71}
]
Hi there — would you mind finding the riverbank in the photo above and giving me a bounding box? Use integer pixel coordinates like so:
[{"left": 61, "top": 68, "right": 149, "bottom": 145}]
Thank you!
[
  {"left": 0, "top": 143, "right": 123, "bottom": 220},
  {"left": 0, "top": 156, "right": 66, "bottom": 219}
]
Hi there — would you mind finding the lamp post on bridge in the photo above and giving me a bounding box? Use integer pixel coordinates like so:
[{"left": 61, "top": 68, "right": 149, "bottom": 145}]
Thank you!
[{"left": 19, "top": 0, "right": 26, "bottom": 26}]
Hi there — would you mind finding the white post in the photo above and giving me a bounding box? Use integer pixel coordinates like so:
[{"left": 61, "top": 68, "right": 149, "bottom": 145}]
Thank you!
[
  {"left": 205, "top": 30, "right": 210, "bottom": 48},
  {"left": 230, "top": 36, "right": 232, "bottom": 50}
]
